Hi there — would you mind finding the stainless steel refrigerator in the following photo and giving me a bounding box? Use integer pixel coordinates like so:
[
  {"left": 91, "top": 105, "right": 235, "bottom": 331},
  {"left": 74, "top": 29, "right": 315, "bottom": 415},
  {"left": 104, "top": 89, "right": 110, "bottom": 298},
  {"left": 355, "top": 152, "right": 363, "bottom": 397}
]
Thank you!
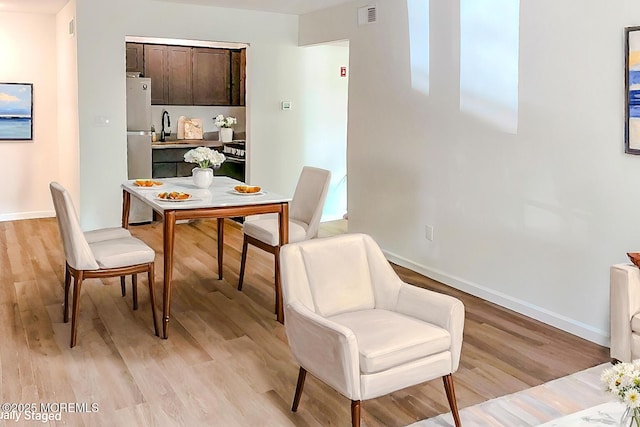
[{"left": 126, "top": 77, "right": 153, "bottom": 223}]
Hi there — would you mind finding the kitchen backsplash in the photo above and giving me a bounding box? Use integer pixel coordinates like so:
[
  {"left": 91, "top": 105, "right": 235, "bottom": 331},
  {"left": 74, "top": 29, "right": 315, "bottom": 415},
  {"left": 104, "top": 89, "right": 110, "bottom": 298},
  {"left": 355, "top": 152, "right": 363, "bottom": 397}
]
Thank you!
[{"left": 150, "top": 105, "right": 246, "bottom": 137}]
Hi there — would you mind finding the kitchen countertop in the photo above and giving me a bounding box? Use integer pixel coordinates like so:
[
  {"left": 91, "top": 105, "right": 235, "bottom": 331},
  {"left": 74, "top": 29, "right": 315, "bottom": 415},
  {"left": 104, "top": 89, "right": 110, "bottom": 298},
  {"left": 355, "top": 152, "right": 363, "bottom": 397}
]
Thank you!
[{"left": 152, "top": 139, "right": 245, "bottom": 149}]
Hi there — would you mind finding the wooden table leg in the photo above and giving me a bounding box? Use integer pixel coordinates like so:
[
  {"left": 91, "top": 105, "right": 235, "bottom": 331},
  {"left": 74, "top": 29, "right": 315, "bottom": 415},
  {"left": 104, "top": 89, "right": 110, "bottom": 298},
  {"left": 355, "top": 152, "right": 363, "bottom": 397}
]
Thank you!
[
  {"left": 217, "top": 218, "right": 224, "bottom": 280},
  {"left": 162, "top": 210, "right": 176, "bottom": 339},
  {"left": 276, "top": 202, "right": 289, "bottom": 324},
  {"left": 122, "top": 190, "right": 131, "bottom": 229}
]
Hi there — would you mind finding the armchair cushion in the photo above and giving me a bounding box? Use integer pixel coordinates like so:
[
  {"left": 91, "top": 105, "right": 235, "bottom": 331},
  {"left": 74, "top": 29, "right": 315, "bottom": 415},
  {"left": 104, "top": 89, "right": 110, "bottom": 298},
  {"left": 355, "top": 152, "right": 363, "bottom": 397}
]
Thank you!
[
  {"left": 300, "top": 237, "right": 375, "bottom": 317},
  {"left": 329, "top": 309, "right": 451, "bottom": 374},
  {"left": 90, "top": 237, "right": 155, "bottom": 269}
]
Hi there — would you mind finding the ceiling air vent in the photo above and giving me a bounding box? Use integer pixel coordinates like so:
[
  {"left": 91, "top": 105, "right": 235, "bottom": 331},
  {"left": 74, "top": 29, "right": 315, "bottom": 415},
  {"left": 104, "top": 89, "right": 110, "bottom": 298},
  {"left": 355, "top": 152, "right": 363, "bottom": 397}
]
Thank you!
[{"left": 358, "top": 5, "right": 378, "bottom": 26}]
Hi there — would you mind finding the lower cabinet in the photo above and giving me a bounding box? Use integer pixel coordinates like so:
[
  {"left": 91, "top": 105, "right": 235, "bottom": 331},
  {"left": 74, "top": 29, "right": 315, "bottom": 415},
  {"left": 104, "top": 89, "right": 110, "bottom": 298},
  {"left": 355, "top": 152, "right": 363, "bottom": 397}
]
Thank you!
[{"left": 152, "top": 146, "right": 245, "bottom": 182}]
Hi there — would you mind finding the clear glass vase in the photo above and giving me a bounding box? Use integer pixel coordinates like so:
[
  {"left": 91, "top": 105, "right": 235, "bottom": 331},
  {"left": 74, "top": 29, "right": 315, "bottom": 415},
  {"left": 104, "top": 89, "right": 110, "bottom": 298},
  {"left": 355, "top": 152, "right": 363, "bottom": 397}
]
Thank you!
[{"left": 621, "top": 407, "right": 640, "bottom": 427}]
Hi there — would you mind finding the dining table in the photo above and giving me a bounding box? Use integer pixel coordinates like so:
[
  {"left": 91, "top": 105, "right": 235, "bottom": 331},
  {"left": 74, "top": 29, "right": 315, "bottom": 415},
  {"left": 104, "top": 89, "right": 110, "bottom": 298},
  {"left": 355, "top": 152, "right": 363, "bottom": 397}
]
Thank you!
[{"left": 121, "top": 176, "right": 291, "bottom": 338}]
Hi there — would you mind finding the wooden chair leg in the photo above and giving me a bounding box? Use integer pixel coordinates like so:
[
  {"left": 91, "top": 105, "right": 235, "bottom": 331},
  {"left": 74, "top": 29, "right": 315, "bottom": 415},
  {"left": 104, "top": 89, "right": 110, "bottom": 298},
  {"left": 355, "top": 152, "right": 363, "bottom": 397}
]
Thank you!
[
  {"left": 291, "top": 367, "right": 307, "bottom": 412},
  {"left": 442, "top": 374, "right": 461, "bottom": 427},
  {"left": 120, "top": 276, "right": 126, "bottom": 297},
  {"left": 148, "top": 263, "right": 159, "bottom": 337},
  {"left": 351, "top": 400, "right": 361, "bottom": 427},
  {"left": 274, "top": 245, "right": 282, "bottom": 319},
  {"left": 238, "top": 234, "right": 249, "bottom": 291},
  {"left": 63, "top": 264, "right": 71, "bottom": 323},
  {"left": 70, "top": 273, "right": 83, "bottom": 348},
  {"left": 132, "top": 274, "right": 138, "bottom": 310}
]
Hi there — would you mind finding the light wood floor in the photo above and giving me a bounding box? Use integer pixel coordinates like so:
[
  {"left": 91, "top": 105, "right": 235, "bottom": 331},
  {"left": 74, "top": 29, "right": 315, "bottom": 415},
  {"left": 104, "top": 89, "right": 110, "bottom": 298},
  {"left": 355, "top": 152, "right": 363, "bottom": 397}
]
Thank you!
[{"left": 0, "top": 218, "right": 608, "bottom": 426}]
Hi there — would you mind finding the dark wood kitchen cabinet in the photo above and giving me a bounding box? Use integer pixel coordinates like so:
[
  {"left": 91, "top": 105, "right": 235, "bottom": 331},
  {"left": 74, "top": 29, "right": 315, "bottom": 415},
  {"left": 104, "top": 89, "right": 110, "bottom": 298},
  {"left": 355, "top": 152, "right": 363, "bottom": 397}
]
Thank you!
[
  {"left": 152, "top": 145, "right": 245, "bottom": 182},
  {"left": 129, "top": 42, "right": 245, "bottom": 106},
  {"left": 143, "top": 44, "right": 169, "bottom": 105},
  {"left": 143, "top": 45, "right": 192, "bottom": 105},
  {"left": 125, "top": 43, "right": 144, "bottom": 74},
  {"left": 193, "top": 48, "right": 230, "bottom": 106},
  {"left": 167, "top": 46, "right": 193, "bottom": 105},
  {"left": 231, "top": 49, "right": 246, "bottom": 106}
]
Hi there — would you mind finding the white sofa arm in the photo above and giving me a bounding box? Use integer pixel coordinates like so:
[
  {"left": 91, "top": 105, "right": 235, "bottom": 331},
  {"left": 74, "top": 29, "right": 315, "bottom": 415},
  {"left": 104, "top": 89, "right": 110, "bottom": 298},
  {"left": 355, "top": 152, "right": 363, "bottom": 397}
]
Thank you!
[
  {"left": 284, "top": 301, "right": 362, "bottom": 400},
  {"left": 395, "top": 283, "right": 465, "bottom": 370},
  {"left": 611, "top": 264, "right": 640, "bottom": 362}
]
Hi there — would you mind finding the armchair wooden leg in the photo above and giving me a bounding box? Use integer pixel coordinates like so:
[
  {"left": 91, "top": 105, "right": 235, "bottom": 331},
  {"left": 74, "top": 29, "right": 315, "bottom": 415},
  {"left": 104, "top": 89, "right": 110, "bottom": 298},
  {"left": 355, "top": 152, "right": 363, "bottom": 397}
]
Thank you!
[
  {"left": 148, "top": 263, "right": 159, "bottom": 337},
  {"left": 351, "top": 400, "right": 361, "bottom": 427},
  {"left": 132, "top": 274, "right": 138, "bottom": 310},
  {"left": 274, "top": 245, "right": 281, "bottom": 318},
  {"left": 63, "top": 264, "right": 71, "bottom": 323},
  {"left": 120, "top": 276, "right": 126, "bottom": 297},
  {"left": 442, "top": 374, "right": 461, "bottom": 427},
  {"left": 238, "top": 235, "right": 249, "bottom": 291},
  {"left": 70, "top": 273, "right": 83, "bottom": 348},
  {"left": 291, "top": 367, "right": 307, "bottom": 412}
]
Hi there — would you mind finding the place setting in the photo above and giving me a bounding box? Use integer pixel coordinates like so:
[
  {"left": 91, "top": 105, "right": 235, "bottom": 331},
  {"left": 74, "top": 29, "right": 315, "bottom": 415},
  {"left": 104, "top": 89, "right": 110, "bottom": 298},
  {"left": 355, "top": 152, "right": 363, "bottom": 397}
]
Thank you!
[
  {"left": 154, "top": 190, "right": 199, "bottom": 202},
  {"left": 230, "top": 184, "right": 264, "bottom": 196}
]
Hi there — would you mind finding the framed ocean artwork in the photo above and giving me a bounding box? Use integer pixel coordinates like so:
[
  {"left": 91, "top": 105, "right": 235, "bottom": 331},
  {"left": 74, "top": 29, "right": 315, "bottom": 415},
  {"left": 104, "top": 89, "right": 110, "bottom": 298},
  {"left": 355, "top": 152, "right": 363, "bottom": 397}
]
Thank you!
[
  {"left": 626, "top": 27, "right": 640, "bottom": 154},
  {"left": 0, "top": 83, "right": 33, "bottom": 141}
]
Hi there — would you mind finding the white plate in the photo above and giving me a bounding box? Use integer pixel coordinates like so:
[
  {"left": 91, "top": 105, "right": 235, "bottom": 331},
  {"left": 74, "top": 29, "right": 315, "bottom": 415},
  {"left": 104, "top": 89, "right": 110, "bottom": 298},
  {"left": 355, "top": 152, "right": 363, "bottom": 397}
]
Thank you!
[
  {"left": 132, "top": 180, "right": 164, "bottom": 189},
  {"left": 155, "top": 195, "right": 198, "bottom": 202},
  {"left": 230, "top": 190, "right": 264, "bottom": 196}
]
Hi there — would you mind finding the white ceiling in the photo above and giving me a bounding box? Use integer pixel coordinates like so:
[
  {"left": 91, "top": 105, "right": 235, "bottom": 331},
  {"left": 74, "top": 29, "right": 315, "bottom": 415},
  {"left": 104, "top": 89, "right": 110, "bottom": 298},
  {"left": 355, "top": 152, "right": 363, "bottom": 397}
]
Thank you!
[
  {"left": 0, "top": 0, "right": 355, "bottom": 15},
  {"left": 0, "top": 0, "right": 68, "bottom": 14},
  {"left": 151, "top": 0, "right": 355, "bottom": 15}
]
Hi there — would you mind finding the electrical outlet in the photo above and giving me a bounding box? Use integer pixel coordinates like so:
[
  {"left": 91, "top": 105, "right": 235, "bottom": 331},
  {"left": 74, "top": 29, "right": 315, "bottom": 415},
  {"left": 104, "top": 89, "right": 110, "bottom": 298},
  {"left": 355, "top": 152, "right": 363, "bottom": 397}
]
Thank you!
[{"left": 425, "top": 225, "right": 434, "bottom": 241}]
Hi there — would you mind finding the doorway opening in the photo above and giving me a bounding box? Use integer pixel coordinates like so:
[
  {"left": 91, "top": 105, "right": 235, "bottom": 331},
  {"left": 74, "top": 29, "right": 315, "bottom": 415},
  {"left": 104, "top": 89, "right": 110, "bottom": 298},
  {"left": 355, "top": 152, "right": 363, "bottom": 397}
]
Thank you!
[{"left": 301, "top": 40, "right": 349, "bottom": 233}]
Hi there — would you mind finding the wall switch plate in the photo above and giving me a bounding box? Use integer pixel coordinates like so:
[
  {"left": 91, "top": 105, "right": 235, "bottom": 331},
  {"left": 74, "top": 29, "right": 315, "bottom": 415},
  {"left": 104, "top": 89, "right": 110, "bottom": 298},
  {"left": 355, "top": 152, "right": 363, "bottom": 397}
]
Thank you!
[
  {"left": 425, "top": 225, "right": 434, "bottom": 241},
  {"left": 281, "top": 101, "right": 292, "bottom": 110},
  {"left": 93, "top": 116, "right": 111, "bottom": 127}
]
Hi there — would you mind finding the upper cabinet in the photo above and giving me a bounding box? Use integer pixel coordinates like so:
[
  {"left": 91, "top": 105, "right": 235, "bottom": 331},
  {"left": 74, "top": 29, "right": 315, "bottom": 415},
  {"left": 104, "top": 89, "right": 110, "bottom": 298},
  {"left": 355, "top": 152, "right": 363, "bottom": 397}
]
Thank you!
[
  {"left": 193, "top": 48, "right": 230, "bottom": 106},
  {"left": 230, "top": 50, "right": 246, "bottom": 107},
  {"left": 167, "top": 46, "right": 193, "bottom": 105},
  {"left": 143, "top": 44, "right": 168, "bottom": 105},
  {"left": 128, "top": 42, "right": 245, "bottom": 106},
  {"left": 126, "top": 43, "right": 144, "bottom": 74}
]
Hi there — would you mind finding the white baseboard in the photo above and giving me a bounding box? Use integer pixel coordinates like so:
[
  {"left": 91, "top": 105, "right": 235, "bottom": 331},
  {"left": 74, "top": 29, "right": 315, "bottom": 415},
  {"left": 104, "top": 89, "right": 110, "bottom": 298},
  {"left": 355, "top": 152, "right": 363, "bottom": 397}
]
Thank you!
[
  {"left": 0, "top": 211, "right": 55, "bottom": 222},
  {"left": 383, "top": 249, "right": 610, "bottom": 347}
]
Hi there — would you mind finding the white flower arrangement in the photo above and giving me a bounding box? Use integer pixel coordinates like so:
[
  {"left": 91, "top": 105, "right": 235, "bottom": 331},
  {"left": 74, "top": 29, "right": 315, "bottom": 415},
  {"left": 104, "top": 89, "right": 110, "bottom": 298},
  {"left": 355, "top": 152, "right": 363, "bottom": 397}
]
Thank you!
[
  {"left": 214, "top": 114, "right": 237, "bottom": 128},
  {"left": 602, "top": 361, "right": 640, "bottom": 425},
  {"left": 183, "top": 147, "right": 226, "bottom": 169}
]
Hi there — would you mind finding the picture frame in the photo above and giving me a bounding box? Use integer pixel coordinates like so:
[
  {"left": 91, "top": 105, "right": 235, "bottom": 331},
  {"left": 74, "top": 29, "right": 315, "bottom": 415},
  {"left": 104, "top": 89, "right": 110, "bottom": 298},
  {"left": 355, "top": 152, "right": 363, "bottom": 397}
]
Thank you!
[
  {"left": 0, "top": 82, "right": 33, "bottom": 141},
  {"left": 626, "top": 27, "right": 640, "bottom": 154}
]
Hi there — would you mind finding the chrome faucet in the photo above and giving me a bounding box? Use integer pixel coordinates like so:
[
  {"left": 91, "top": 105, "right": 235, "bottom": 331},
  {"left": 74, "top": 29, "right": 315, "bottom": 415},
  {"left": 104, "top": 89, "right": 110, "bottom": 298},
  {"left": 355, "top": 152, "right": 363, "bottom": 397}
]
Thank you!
[{"left": 160, "top": 110, "right": 171, "bottom": 142}]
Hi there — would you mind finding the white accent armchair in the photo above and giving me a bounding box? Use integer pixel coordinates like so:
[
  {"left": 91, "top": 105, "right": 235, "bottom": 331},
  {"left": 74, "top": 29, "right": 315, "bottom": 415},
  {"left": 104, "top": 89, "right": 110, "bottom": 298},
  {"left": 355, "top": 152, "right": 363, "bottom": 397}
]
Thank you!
[
  {"left": 610, "top": 263, "right": 640, "bottom": 362},
  {"left": 280, "top": 233, "right": 464, "bottom": 427}
]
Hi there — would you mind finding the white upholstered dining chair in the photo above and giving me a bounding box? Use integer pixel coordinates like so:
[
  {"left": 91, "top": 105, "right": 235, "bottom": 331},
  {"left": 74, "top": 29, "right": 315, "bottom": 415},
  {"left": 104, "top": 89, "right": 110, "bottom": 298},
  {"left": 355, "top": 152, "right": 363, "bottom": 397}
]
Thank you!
[
  {"left": 237, "top": 166, "right": 331, "bottom": 319},
  {"left": 49, "top": 182, "right": 159, "bottom": 347},
  {"left": 279, "top": 233, "right": 465, "bottom": 427}
]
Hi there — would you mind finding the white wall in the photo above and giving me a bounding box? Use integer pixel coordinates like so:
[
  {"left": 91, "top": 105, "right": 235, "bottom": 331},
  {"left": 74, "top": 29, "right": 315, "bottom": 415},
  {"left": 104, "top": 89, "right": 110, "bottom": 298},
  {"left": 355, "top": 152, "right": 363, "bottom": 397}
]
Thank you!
[
  {"left": 301, "top": 0, "right": 640, "bottom": 345},
  {"left": 56, "top": 0, "right": 79, "bottom": 202},
  {"left": 75, "top": 0, "right": 307, "bottom": 230},
  {"left": 0, "top": 12, "right": 59, "bottom": 221}
]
